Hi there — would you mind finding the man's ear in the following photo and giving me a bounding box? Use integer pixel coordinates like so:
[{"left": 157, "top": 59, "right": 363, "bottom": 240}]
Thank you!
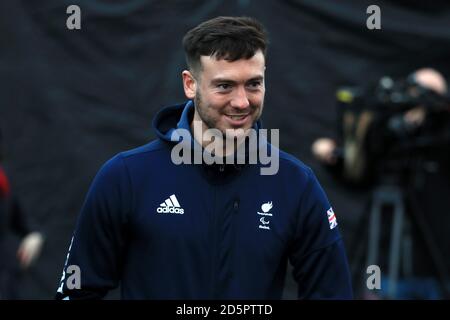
[{"left": 182, "top": 70, "right": 197, "bottom": 100}]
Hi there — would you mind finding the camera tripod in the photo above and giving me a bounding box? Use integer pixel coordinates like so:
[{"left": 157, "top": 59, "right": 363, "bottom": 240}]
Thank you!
[{"left": 351, "top": 167, "right": 450, "bottom": 299}]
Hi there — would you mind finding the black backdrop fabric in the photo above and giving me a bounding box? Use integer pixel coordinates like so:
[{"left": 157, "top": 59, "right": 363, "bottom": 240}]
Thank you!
[{"left": 1, "top": 0, "right": 450, "bottom": 299}]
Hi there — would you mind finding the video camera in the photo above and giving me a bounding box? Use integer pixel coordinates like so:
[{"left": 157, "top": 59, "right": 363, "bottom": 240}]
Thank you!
[{"left": 335, "top": 73, "right": 450, "bottom": 184}]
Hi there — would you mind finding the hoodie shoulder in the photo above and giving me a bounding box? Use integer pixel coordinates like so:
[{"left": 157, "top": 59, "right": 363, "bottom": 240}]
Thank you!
[
  {"left": 278, "top": 148, "right": 314, "bottom": 177},
  {"left": 119, "top": 139, "right": 167, "bottom": 160},
  {"left": 92, "top": 140, "right": 167, "bottom": 186}
]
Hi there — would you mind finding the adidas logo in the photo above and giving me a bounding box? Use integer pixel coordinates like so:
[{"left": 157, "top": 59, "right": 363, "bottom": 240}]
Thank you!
[{"left": 157, "top": 194, "right": 184, "bottom": 214}]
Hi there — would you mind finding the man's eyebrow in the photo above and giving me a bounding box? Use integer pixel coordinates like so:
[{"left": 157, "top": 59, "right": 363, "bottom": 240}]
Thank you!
[
  {"left": 211, "top": 78, "right": 236, "bottom": 85},
  {"left": 246, "top": 76, "right": 264, "bottom": 83},
  {"left": 210, "top": 76, "right": 264, "bottom": 84}
]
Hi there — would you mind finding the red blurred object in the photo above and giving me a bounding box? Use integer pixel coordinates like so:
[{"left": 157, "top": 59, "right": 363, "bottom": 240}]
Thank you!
[{"left": 0, "top": 165, "right": 11, "bottom": 198}]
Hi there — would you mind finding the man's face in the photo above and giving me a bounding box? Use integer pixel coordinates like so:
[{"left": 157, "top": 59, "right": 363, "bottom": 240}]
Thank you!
[{"left": 183, "top": 50, "right": 266, "bottom": 135}]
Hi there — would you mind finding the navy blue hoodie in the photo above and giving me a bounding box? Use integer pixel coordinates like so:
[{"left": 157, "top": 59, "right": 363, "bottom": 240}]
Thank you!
[{"left": 56, "top": 101, "right": 353, "bottom": 299}]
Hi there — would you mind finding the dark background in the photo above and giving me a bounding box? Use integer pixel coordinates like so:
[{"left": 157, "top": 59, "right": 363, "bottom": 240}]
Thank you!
[{"left": 1, "top": 0, "right": 450, "bottom": 299}]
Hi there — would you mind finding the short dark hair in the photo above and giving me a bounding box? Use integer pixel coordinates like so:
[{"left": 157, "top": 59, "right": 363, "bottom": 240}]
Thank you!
[{"left": 182, "top": 16, "right": 268, "bottom": 74}]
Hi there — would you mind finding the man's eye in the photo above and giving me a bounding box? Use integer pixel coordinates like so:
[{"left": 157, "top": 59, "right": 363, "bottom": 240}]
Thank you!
[
  {"left": 217, "top": 84, "right": 231, "bottom": 90},
  {"left": 248, "top": 81, "right": 262, "bottom": 88}
]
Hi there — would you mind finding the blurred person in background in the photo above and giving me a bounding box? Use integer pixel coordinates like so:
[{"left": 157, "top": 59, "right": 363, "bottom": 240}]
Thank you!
[
  {"left": 312, "top": 68, "right": 449, "bottom": 173},
  {"left": 0, "top": 129, "right": 45, "bottom": 299},
  {"left": 311, "top": 68, "right": 450, "bottom": 299}
]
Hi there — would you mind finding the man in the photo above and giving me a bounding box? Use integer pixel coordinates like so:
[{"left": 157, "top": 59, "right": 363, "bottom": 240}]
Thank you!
[
  {"left": 312, "top": 68, "right": 450, "bottom": 298},
  {"left": 0, "top": 130, "right": 45, "bottom": 299},
  {"left": 312, "top": 68, "right": 449, "bottom": 179},
  {"left": 56, "top": 16, "right": 352, "bottom": 300}
]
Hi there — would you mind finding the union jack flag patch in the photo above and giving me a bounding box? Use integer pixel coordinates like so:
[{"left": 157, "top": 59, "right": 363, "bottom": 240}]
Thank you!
[{"left": 327, "top": 207, "right": 338, "bottom": 230}]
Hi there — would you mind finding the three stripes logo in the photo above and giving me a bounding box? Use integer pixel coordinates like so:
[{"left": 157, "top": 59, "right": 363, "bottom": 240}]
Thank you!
[{"left": 157, "top": 194, "right": 184, "bottom": 214}]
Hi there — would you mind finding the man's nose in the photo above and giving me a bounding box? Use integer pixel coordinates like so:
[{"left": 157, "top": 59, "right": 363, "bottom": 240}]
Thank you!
[{"left": 230, "top": 86, "right": 250, "bottom": 110}]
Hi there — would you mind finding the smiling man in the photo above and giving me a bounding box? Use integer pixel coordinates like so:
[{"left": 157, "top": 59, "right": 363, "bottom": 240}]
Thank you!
[
  {"left": 56, "top": 16, "right": 353, "bottom": 300},
  {"left": 184, "top": 46, "right": 265, "bottom": 133},
  {"left": 180, "top": 18, "right": 268, "bottom": 163}
]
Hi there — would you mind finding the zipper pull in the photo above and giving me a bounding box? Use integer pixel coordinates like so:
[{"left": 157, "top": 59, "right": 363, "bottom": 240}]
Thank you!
[{"left": 233, "top": 199, "right": 239, "bottom": 211}]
